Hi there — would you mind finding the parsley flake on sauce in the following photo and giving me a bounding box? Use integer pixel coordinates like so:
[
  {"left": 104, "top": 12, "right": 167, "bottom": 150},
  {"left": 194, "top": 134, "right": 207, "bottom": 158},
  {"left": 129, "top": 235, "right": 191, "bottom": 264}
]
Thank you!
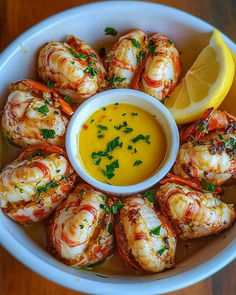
[
  {"left": 104, "top": 27, "right": 117, "bottom": 36},
  {"left": 63, "top": 96, "right": 74, "bottom": 106},
  {"left": 97, "top": 124, "right": 108, "bottom": 130},
  {"left": 200, "top": 179, "right": 215, "bottom": 192},
  {"left": 133, "top": 160, "right": 143, "bottom": 166}
]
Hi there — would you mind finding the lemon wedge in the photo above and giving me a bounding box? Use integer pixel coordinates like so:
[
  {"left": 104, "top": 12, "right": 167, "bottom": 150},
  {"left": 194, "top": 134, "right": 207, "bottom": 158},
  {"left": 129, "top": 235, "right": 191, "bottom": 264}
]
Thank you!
[{"left": 164, "top": 30, "right": 235, "bottom": 124}]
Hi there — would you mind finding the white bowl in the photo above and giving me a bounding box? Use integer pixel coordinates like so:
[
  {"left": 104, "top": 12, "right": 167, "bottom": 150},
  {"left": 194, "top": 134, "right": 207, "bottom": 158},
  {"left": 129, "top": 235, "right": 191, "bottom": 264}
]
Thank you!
[
  {"left": 0, "top": 2, "right": 236, "bottom": 295},
  {"left": 66, "top": 89, "right": 179, "bottom": 196}
]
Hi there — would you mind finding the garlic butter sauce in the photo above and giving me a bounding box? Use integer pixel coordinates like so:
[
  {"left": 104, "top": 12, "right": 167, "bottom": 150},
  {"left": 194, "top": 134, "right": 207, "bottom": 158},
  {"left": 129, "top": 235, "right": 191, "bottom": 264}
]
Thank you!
[{"left": 78, "top": 103, "right": 167, "bottom": 186}]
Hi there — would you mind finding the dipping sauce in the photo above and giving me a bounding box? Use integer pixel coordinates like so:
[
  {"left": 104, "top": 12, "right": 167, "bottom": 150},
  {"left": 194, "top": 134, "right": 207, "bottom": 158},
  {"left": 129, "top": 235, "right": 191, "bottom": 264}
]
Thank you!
[{"left": 78, "top": 103, "right": 167, "bottom": 186}]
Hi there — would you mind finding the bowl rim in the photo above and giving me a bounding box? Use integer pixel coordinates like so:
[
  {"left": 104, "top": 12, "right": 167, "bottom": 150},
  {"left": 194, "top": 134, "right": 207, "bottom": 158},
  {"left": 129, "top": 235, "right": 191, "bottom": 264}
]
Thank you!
[
  {"left": 0, "top": 1, "right": 236, "bottom": 295},
  {"left": 66, "top": 88, "right": 179, "bottom": 195}
]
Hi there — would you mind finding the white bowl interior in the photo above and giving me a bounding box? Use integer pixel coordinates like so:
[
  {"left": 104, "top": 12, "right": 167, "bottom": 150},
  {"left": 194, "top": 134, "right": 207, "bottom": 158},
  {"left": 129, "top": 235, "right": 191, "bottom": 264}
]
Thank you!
[
  {"left": 0, "top": 1, "right": 236, "bottom": 295},
  {"left": 66, "top": 89, "right": 179, "bottom": 195}
]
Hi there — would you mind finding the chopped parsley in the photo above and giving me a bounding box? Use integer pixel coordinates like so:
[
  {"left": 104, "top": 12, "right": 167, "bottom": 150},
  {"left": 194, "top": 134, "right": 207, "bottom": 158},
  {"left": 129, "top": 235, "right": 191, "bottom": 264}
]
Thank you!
[
  {"left": 41, "top": 129, "right": 55, "bottom": 140},
  {"left": 133, "top": 160, "right": 143, "bottom": 166},
  {"left": 90, "top": 53, "right": 97, "bottom": 59},
  {"left": 79, "top": 224, "right": 84, "bottom": 229},
  {"left": 110, "top": 75, "right": 126, "bottom": 85},
  {"left": 199, "top": 121, "right": 205, "bottom": 132},
  {"left": 68, "top": 48, "right": 87, "bottom": 59},
  {"left": 146, "top": 45, "right": 156, "bottom": 55},
  {"left": 46, "top": 77, "right": 55, "bottom": 88},
  {"left": 54, "top": 110, "right": 59, "bottom": 115},
  {"left": 32, "top": 149, "right": 43, "bottom": 157},
  {"left": 131, "top": 38, "right": 140, "bottom": 48},
  {"left": 132, "top": 134, "right": 150, "bottom": 144},
  {"left": 104, "top": 27, "right": 117, "bottom": 36},
  {"left": 63, "top": 95, "right": 74, "bottom": 106},
  {"left": 143, "top": 190, "right": 156, "bottom": 203},
  {"left": 100, "top": 204, "right": 111, "bottom": 213},
  {"left": 167, "top": 39, "right": 173, "bottom": 45},
  {"left": 150, "top": 225, "right": 161, "bottom": 235},
  {"left": 200, "top": 179, "right": 215, "bottom": 192},
  {"left": 98, "top": 236, "right": 105, "bottom": 245},
  {"left": 157, "top": 246, "right": 167, "bottom": 256},
  {"left": 34, "top": 104, "right": 49, "bottom": 116},
  {"left": 131, "top": 112, "right": 138, "bottom": 116},
  {"left": 134, "top": 148, "right": 137, "bottom": 153},
  {"left": 90, "top": 119, "right": 94, "bottom": 124},
  {"left": 91, "top": 151, "right": 109, "bottom": 159},
  {"left": 136, "top": 50, "right": 146, "bottom": 66},
  {"left": 103, "top": 107, "right": 106, "bottom": 111},
  {"left": 15, "top": 185, "right": 24, "bottom": 193},
  {"left": 124, "top": 127, "right": 133, "bottom": 134},
  {"left": 114, "top": 121, "right": 127, "bottom": 130},
  {"left": 102, "top": 159, "right": 119, "bottom": 179},
  {"left": 37, "top": 181, "right": 58, "bottom": 197},
  {"left": 108, "top": 222, "right": 113, "bottom": 234},
  {"left": 80, "top": 189, "right": 85, "bottom": 197},
  {"left": 128, "top": 145, "right": 132, "bottom": 150},
  {"left": 111, "top": 202, "right": 124, "bottom": 214},
  {"left": 106, "top": 136, "right": 122, "bottom": 152},
  {"left": 84, "top": 66, "right": 100, "bottom": 76},
  {"left": 94, "top": 158, "right": 101, "bottom": 165},
  {"left": 45, "top": 98, "right": 52, "bottom": 105},
  {"left": 97, "top": 124, "right": 108, "bottom": 130}
]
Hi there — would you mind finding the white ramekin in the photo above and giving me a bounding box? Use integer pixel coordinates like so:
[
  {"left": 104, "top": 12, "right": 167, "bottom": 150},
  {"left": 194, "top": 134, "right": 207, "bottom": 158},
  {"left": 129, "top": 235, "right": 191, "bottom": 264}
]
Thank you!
[{"left": 66, "top": 89, "right": 179, "bottom": 195}]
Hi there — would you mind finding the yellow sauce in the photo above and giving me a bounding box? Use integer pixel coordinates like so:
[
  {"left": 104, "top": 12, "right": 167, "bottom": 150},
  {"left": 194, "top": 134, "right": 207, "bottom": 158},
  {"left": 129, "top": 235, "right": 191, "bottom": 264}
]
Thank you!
[{"left": 78, "top": 103, "right": 166, "bottom": 186}]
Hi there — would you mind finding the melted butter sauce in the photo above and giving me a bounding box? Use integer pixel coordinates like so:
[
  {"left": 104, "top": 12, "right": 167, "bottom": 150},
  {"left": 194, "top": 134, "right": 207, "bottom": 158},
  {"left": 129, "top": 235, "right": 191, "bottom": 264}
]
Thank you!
[{"left": 79, "top": 103, "right": 167, "bottom": 186}]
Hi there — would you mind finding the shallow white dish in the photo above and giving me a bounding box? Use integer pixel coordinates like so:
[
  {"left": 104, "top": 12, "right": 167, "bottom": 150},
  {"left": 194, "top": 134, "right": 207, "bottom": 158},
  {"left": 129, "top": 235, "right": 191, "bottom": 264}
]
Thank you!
[
  {"left": 66, "top": 89, "right": 179, "bottom": 196},
  {"left": 0, "top": 1, "right": 236, "bottom": 295}
]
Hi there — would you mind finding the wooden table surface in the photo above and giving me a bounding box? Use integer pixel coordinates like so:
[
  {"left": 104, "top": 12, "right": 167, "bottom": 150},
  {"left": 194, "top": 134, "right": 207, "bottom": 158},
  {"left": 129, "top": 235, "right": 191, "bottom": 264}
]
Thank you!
[{"left": 0, "top": 0, "right": 235, "bottom": 294}]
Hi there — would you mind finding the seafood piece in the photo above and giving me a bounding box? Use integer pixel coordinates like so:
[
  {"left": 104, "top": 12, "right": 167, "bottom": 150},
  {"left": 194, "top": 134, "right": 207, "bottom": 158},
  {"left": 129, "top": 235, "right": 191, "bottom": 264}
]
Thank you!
[
  {"left": 157, "top": 174, "right": 235, "bottom": 239},
  {"left": 115, "top": 194, "right": 176, "bottom": 273},
  {"left": 47, "top": 184, "right": 114, "bottom": 267},
  {"left": 174, "top": 108, "right": 236, "bottom": 185},
  {"left": 0, "top": 144, "right": 76, "bottom": 224},
  {"left": 139, "top": 33, "right": 181, "bottom": 101},
  {"left": 106, "top": 30, "right": 147, "bottom": 88},
  {"left": 1, "top": 79, "right": 72, "bottom": 148},
  {"left": 38, "top": 35, "right": 107, "bottom": 103}
]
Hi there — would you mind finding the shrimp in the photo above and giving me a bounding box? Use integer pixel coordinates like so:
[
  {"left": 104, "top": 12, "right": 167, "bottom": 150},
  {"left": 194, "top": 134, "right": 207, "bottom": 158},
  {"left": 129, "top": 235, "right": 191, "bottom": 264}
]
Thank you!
[
  {"left": 38, "top": 35, "right": 107, "bottom": 103},
  {"left": 1, "top": 79, "right": 72, "bottom": 148},
  {"left": 174, "top": 108, "right": 236, "bottom": 185},
  {"left": 115, "top": 194, "right": 176, "bottom": 273},
  {"left": 139, "top": 33, "right": 181, "bottom": 101},
  {"left": 156, "top": 174, "right": 235, "bottom": 239},
  {"left": 106, "top": 30, "right": 147, "bottom": 88},
  {"left": 0, "top": 144, "right": 76, "bottom": 224},
  {"left": 47, "top": 183, "right": 114, "bottom": 267}
]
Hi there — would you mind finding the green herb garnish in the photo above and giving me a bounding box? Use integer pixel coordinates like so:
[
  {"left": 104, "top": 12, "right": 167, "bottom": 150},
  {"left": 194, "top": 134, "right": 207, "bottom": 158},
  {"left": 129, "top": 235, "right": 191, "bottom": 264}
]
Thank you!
[
  {"left": 84, "top": 66, "right": 100, "bottom": 76},
  {"left": 100, "top": 204, "right": 111, "bottom": 213},
  {"left": 157, "top": 246, "right": 167, "bottom": 256},
  {"left": 46, "top": 77, "right": 55, "bottom": 88},
  {"left": 68, "top": 48, "right": 87, "bottom": 59},
  {"left": 128, "top": 145, "right": 132, "bottom": 150},
  {"left": 167, "top": 39, "right": 173, "bottom": 45},
  {"left": 106, "top": 136, "right": 122, "bottom": 152},
  {"left": 150, "top": 225, "right": 161, "bottom": 235},
  {"left": 34, "top": 104, "right": 49, "bottom": 116},
  {"left": 97, "top": 124, "right": 108, "bottom": 130},
  {"left": 124, "top": 127, "right": 133, "bottom": 134},
  {"left": 37, "top": 181, "right": 58, "bottom": 197},
  {"left": 80, "top": 189, "right": 85, "bottom": 197},
  {"left": 133, "top": 160, "right": 143, "bottom": 166},
  {"left": 132, "top": 134, "right": 145, "bottom": 143},
  {"left": 40, "top": 129, "right": 55, "bottom": 140},
  {"left": 104, "top": 27, "right": 117, "bottom": 36},
  {"left": 108, "top": 222, "right": 113, "bottom": 234},
  {"left": 200, "top": 179, "right": 215, "bottom": 192},
  {"left": 110, "top": 75, "right": 126, "bottom": 85},
  {"left": 143, "top": 190, "right": 156, "bottom": 203},
  {"left": 131, "top": 38, "right": 140, "bottom": 48},
  {"left": 64, "top": 95, "right": 74, "bottom": 106}
]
